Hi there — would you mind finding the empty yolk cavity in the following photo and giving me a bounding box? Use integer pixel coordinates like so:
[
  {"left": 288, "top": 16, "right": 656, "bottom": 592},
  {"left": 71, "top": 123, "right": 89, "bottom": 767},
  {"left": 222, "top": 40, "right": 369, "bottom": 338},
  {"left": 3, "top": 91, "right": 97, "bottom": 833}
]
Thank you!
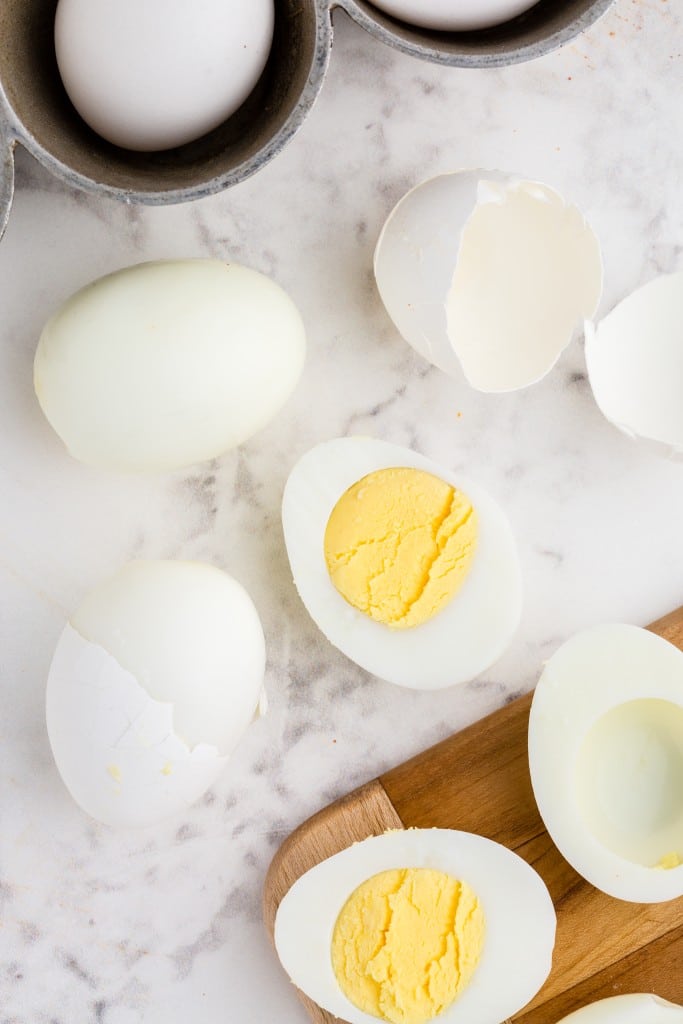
[
  {"left": 331, "top": 867, "right": 485, "bottom": 1024},
  {"left": 323, "top": 467, "right": 477, "bottom": 629}
]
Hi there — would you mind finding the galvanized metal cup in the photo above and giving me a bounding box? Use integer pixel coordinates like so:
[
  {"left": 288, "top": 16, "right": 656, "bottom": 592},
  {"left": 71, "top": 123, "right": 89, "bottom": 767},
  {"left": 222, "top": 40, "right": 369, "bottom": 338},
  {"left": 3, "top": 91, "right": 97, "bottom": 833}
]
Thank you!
[{"left": 0, "top": 0, "right": 613, "bottom": 239}]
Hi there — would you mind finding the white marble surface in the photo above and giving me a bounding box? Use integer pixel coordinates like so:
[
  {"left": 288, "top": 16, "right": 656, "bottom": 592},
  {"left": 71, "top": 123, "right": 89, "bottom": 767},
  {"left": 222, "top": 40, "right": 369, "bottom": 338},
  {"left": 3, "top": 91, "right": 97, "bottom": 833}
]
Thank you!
[{"left": 1, "top": 3, "right": 682, "bottom": 1022}]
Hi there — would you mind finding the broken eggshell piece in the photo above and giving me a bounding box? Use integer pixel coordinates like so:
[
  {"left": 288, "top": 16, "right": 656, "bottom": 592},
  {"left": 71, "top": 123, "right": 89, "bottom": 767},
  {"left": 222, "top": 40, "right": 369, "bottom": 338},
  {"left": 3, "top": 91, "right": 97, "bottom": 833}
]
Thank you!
[
  {"left": 585, "top": 271, "right": 683, "bottom": 456},
  {"left": 374, "top": 171, "right": 603, "bottom": 392},
  {"left": 46, "top": 561, "right": 267, "bottom": 828}
]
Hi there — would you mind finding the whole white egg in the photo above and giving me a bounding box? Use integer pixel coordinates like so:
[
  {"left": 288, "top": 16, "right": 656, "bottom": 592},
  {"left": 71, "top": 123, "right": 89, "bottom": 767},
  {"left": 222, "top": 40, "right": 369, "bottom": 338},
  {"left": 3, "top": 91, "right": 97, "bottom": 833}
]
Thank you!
[
  {"left": 274, "top": 829, "right": 556, "bottom": 1024},
  {"left": 54, "top": 0, "right": 275, "bottom": 151},
  {"left": 34, "top": 259, "right": 306, "bottom": 473},
  {"left": 556, "top": 994, "right": 683, "bottom": 1024},
  {"left": 528, "top": 624, "right": 683, "bottom": 902},
  {"left": 375, "top": 172, "right": 602, "bottom": 393},
  {"left": 46, "top": 560, "right": 267, "bottom": 828},
  {"left": 369, "top": 0, "right": 539, "bottom": 31},
  {"left": 282, "top": 437, "right": 522, "bottom": 689}
]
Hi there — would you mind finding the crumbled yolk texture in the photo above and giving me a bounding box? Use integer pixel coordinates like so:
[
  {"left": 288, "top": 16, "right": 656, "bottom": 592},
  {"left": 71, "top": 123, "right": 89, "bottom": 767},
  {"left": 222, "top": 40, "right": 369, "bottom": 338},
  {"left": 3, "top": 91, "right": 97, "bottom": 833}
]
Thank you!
[
  {"left": 331, "top": 868, "right": 485, "bottom": 1024},
  {"left": 323, "top": 467, "right": 478, "bottom": 630},
  {"left": 657, "top": 852, "right": 682, "bottom": 869}
]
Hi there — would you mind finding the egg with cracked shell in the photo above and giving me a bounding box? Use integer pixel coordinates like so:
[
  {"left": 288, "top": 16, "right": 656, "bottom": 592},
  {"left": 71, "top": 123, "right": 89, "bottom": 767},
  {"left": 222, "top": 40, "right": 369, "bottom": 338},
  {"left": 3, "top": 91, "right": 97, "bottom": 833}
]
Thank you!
[
  {"left": 282, "top": 437, "right": 521, "bottom": 689},
  {"left": 46, "top": 560, "right": 266, "bottom": 828},
  {"left": 274, "top": 828, "right": 556, "bottom": 1024}
]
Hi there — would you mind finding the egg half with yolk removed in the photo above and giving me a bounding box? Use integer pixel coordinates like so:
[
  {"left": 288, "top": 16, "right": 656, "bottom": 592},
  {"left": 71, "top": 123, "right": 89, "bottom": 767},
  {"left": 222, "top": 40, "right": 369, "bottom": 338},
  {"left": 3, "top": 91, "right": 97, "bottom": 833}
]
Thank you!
[
  {"left": 274, "top": 829, "right": 556, "bottom": 1024},
  {"left": 555, "top": 994, "right": 683, "bottom": 1024},
  {"left": 282, "top": 438, "right": 521, "bottom": 689},
  {"left": 529, "top": 623, "right": 683, "bottom": 902}
]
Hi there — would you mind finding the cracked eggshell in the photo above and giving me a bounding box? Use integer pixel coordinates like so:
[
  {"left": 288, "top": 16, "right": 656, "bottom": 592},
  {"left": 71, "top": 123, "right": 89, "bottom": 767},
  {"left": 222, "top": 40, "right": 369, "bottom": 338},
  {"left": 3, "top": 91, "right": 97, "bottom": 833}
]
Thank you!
[
  {"left": 556, "top": 995, "right": 683, "bottom": 1024},
  {"left": 46, "top": 561, "right": 267, "bottom": 828},
  {"left": 585, "top": 271, "right": 683, "bottom": 456},
  {"left": 274, "top": 829, "right": 556, "bottom": 1024},
  {"left": 34, "top": 259, "right": 306, "bottom": 473},
  {"left": 374, "top": 171, "right": 602, "bottom": 393}
]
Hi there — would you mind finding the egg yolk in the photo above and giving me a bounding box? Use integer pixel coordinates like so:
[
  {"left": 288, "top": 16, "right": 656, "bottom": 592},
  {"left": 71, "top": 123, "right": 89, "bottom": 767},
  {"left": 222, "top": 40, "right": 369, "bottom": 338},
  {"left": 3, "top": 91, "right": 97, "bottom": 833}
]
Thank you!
[
  {"left": 323, "top": 467, "right": 478, "bottom": 629},
  {"left": 331, "top": 867, "right": 485, "bottom": 1024}
]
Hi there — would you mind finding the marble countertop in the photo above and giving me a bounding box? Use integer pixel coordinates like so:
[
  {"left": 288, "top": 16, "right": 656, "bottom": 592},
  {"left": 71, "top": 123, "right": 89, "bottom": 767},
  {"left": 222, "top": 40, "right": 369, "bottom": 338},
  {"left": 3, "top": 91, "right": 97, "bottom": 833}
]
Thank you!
[{"left": 1, "top": 3, "right": 682, "bottom": 1022}]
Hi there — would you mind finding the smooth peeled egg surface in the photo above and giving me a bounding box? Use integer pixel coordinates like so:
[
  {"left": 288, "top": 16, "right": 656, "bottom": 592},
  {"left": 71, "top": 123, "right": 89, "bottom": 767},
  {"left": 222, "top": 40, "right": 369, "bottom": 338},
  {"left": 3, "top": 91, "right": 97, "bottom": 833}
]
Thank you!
[
  {"left": 367, "top": 0, "right": 539, "bottom": 31},
  {"left": 282, "top": 438, "right": 521, "bottom": 689},
  {"left": 34, "top": 260, "right": 306, "bottom": 473},
  {"left": 585, "top": 271, "right": 683, "bottom": 455},
  {"left": 529, "top": 623, "right": 683, "bottom": 902},
  {"left": 374, "top": 171, "right": 602, "bottom": 393},
  {"left": 556, "top": 994, "right": 683, "bottom": 1024},
  {"left": 274, "top": 829, "right": 556, "bottom": 1024},
  {"left": 55, "top": 0, "right": 275, "bottom": 151},
  {"left": 46, "top": 560, "right": 267, "bottom": 828}
]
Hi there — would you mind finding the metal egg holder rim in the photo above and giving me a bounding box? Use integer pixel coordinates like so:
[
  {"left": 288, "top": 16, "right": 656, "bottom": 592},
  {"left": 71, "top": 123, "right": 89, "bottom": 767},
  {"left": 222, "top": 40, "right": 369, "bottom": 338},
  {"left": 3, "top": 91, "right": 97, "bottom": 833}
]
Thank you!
[{"left": 0, "top": 0, "right": 615, "bottom": 239}]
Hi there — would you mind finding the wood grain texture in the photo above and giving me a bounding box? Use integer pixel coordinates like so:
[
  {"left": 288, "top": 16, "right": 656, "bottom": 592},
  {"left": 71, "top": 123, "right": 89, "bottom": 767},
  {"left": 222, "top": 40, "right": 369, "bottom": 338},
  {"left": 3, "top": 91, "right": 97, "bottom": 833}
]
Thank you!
[{"left": 264, "top": 607, "right": 683, "bottom": 1024}]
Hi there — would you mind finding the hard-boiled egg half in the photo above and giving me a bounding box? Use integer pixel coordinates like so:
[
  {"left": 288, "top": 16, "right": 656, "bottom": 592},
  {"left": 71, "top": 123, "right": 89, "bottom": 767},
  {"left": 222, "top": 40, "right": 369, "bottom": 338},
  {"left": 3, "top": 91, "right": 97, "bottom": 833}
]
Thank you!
[
  {"left": 529, "top": 623, "right": 683, "bottom": 902},
  {"left": 34, "top": 259, "right": 306, "bottom": 473},
  {"left": 556, "top": 994, "right": 683, "bottom": 1024},
  {"left": 586, "top": 270, "right": 683, "bottom": 456},
  {"left": 274, "top": 829, "right": 556, "bottom": 1024},
  {"left": 282, "top": 438, "right": 521, "bottom": 689},
  {"left": 46, "top": 560, "right": 267, "bottom": 828},
  {"left": 374, "top": 171, "right": 602, "bottom": 393}
]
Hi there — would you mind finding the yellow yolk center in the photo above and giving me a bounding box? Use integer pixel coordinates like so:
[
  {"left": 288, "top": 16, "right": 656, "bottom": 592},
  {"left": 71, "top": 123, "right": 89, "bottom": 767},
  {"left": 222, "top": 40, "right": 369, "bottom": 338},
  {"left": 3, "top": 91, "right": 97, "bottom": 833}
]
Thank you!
[
  {"left": 323, "top": 467, "right": 478, "bottom": 629},
  {"left": 657, "top": 852, "right": 682, "bottom": 870},
  {"left": 331, "top": 868, "right": 485, "bottom": 1024}
]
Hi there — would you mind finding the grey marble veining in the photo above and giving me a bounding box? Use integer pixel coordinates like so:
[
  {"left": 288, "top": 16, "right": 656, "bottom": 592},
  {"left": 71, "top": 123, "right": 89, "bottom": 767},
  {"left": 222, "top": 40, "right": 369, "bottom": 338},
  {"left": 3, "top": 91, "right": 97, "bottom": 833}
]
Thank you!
[{"left": 1, "top": 4, "right": 682, "bottom": 1023}]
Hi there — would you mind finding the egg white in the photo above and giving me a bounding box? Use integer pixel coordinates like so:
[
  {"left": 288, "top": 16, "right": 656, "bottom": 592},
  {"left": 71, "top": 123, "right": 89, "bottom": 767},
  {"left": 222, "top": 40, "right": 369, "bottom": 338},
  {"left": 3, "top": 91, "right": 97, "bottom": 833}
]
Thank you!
[
  {"left": 282, "top": 438, "right": 522, "bottom": 689},
  {"left": 529, "top": 624, "right": 683, "bottom": 902},
  {"left": 556, "top": 994, "right": 683, "bottom": 1024},
  {"left": 274, "top": 828, "right": 556, "bottom": 1024}
]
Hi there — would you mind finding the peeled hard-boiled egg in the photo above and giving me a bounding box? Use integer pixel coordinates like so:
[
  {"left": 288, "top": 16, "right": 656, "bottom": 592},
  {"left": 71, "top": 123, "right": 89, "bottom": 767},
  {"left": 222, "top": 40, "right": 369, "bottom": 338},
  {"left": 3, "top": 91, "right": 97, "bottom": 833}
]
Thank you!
[
  {"left": 34, "top": 259, "right": 306, "bottom": 473},
  {"left": 556, "top": 994, "right": 683, "bottom": 1024},
  {"left": 528, "top": 623, "right": 683, "bottom": 902},
  {"left": 368, "top": 0, "right": 539, "bottom": 31},
  {"left": 375, "top": 171, "right": 602, "bottom": 393},
  {"left": 55, "top": 0, "right": 275, "bottom": 151},
  {"left": 585, "top": 271, "right": 683, "bottom": 456},
  {"left": 282, "top": 437, "right": 521, "bottom": 689},
  {"left": 274, "top": 829, "right": 556, "bottom": 1024},
  {"left": 46, "top": 560, "right": 267, "bottom": 828}
]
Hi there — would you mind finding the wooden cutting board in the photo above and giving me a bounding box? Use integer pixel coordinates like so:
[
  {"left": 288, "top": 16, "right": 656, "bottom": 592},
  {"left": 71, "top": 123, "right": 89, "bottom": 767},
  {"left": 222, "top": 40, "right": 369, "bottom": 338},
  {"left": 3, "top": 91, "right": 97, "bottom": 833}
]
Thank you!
[{"left": 264, "top": 607, "right": 683, "bottom": 1024}]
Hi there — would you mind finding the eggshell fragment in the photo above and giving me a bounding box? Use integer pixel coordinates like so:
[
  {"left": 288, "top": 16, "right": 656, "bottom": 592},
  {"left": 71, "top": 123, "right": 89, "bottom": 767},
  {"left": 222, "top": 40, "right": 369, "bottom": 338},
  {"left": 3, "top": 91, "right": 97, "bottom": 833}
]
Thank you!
[
  {"left": 556, "top": 994, "right": 683, "bottom": 1024},
  {"left": 34, "top": 259, "right": 306, "bottom": 473},
  {"left": 46, "top": 561, "right": 267, "bottom": 828},
  {"left": 585, "top": 271, "right": 683, "bottom": 455},
  {"left": 375, "top": 171, "right": 602, "bottom": 392}
]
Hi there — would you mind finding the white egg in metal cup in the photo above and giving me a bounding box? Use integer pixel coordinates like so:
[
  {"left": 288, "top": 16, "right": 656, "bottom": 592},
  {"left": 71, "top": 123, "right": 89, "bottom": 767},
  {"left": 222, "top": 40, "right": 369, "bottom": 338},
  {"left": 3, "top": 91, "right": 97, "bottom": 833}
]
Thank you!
[
  {"left": 366, "top": 0, "right": 541, "bottom": 31},
  {"left": 274, "top": 829, "right": 556, "bottom": 1024},
  {"left": 529, "top": 624, "right": 683, "bottom": 902},
  {"left": 374, "top": 171, "right": 603, "bottom": 393},
  {"left": 34, "top": 259, "right": 306, "bottom": 473},
  {"left": 46, "top": 560, "right": 267, "bottom": 828},
  {"left": 282, "top": 437, "right": 522, "bottom": 690},
  {"left": 555, "top": 994, "right": 683, "bottom": 1024},
  {"left": 585, "top": 271, "right": 683, "bottom": 457}
]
